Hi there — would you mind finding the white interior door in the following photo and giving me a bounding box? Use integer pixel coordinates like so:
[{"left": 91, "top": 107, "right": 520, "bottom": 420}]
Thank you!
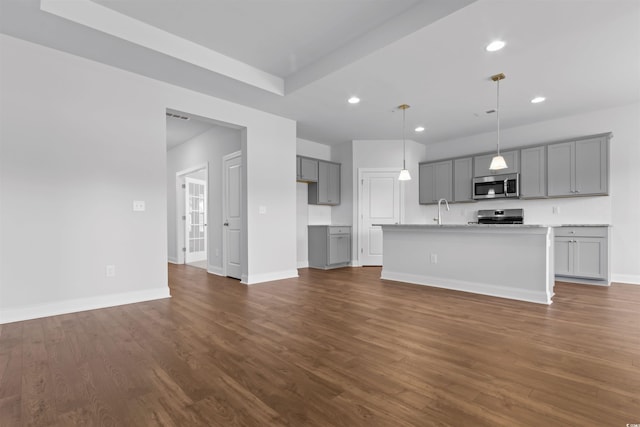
[
  {"left": 185, "top": 177, "right": 207, "bottom": 263},
  {"left": 223, "top": 152, "right": 242, "bottom": 279},
  {"left": 359, "top": 170, "right": 401, "bottom": 266}
]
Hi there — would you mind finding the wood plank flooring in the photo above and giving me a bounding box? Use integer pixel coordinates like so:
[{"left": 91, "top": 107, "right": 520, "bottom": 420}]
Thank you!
[{"left": 1, "top": 265, "right": 639, "bottom": 426}]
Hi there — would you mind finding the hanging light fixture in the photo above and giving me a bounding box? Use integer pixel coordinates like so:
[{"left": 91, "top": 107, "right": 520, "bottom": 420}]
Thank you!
[
  {"left": 489, "top": 73, "right": 508, "bottom": 170},
  {"left": 398, "top": 104, "right": 411, "bottom": 181}
]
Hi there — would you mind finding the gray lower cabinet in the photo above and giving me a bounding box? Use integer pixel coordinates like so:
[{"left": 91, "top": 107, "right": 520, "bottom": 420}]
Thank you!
[
  {"left": 520, "top": 145, "right": 546, "bottom": 198},
  {"left": 297, "top": 156, "right": 318, "bottom": 182},
  {"left": 309, "top": 160, "right": 340, "bottom": 205},
  {"left": 547, "top": 136, "right": 608, "bottom": 197},
  {"left": 453, "top": 157, "right": 474, "bottom": 202},
  {"left": 419, "top": 160, "right": 453, "bottom": 204},
  {"left": 555, "top": 226, "right": 609, "bottom": 283},
  {"left": 473, "top": 150, "right": 519, "bottom": 177},
  {"left": 308, "top": 226, "right": 351, "bottom": 269}
]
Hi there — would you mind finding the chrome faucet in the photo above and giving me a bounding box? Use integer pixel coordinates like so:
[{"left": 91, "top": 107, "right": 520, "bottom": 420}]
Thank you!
[{"left": 435, "top": 198, "right": 450, "bottom": 225}]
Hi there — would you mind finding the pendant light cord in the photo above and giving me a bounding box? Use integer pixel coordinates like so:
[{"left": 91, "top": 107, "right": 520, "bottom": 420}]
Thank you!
[
  {"left": 496, "top": 78, "right": 501, "bottom": 156},
  {"left": 402, "top": 107, "right": 407, "bottom": 169}
]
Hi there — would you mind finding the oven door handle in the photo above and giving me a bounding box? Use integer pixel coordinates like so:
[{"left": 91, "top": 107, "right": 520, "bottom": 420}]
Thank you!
[{"left": 504, "top": 179, "right": 509, "bottom": 196}]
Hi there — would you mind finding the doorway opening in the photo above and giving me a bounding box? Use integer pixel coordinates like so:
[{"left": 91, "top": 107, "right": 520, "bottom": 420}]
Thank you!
[{"left": 166, "top": 108, "right": 244, "bottom": 278}]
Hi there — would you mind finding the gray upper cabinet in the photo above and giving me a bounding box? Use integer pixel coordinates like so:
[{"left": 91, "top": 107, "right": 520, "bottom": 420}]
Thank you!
[
  {"left": 453, "top": 157, "right": 474, "bottom": 202},
  {"left": 547, "top": 136, "right": 608, "bottom": 197},
  {"left": 309, "top": 160, "right": 340, "bottom": 205},
  {"left": 419, "top": 160, "right": 453, "bottom": 204},
  {"left": 575, "top": 136, "right": 608, "bottom": 195},
  {"left": 520, "top": 145, "right": 546, "bottom": 198},
  {"left": 473, "top": 150, "right": 519, "bottom": 177},
  {"left": 296, "top": 156, "right": 318, "bottom": 182}
]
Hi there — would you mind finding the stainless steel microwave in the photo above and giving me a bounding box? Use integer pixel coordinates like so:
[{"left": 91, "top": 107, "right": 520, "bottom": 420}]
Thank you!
[{"left": 473, "top": 173, "right": 519, "bottom": 200}]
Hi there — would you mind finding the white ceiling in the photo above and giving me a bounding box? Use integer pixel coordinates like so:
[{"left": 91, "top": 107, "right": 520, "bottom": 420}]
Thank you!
[
  {"left": 92, "top": 0, "right": 424, "bottom": 78},
  {"left": 2, "top": 0, "right": 639, "bottom": 147}
]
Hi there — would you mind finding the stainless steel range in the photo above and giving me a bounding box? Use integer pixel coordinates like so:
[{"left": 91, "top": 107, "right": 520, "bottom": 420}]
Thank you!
[{"left": 477, "top": 209, "right": 524, "bottom": 225}]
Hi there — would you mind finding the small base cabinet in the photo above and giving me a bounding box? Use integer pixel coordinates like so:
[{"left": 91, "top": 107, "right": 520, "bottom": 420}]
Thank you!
[
  {"left": 555, "top": 226, "right": 610, "bottom": 285},
  {"left": 308, "top": 226, "right": 351, "bottom": 269}
]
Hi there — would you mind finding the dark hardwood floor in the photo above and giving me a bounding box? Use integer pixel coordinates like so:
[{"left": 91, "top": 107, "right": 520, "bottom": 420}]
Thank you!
[{"left": 1, "top": 265, "right": 639, "bottom": 426}]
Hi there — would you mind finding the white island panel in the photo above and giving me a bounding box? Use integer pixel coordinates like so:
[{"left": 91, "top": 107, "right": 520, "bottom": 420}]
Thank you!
[{"left": 380, "top": 225, "right": 555, "bottom": 304}]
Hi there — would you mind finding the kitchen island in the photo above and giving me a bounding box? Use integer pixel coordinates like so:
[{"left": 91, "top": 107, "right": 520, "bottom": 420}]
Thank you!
[{"left": 379, "top": 224, "right": 555, "bottom": 304}]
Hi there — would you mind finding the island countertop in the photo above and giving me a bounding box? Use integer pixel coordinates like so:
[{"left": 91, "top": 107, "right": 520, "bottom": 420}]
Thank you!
[{"left": 374, "top": 223, "right": 551, "bottom": 228}]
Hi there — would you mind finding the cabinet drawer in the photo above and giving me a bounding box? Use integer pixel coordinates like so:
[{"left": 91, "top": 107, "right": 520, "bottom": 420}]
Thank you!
[
  {"left": 555, "top": 227, "right": 608, "bottom": 238},
  {"left": 328, "top": 226, "right": 350, "bottom": 235}
]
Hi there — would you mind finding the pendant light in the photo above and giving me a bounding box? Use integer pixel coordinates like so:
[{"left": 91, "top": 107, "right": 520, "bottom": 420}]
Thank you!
[
  {"left": 398, "top": 104, "right": 411, "bottom": 181},
  {"left": 489, "top": 73, "right": 508, "bottom": 170}
]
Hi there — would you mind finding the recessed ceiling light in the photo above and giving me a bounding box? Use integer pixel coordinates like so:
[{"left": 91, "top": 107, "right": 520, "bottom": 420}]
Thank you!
[
  {"left": 348, "top": 96, "right": 360, "bottom": 104},
  {"left": 415, "top": 126, "right": 425, "bottom": 132},
  {"left": 486, "top": 40, "right": 505, "bottom": 52},
  {"left": 531, "top": 96, "right": 546, "bottom": 104}
]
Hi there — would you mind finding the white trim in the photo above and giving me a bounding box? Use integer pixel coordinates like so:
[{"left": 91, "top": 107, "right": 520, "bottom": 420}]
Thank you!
[
  {"left": 297, "top": 260, "right": 309, "bottom": 269},
  {"left": 168, "top": 257, "right": 180, "bottom": 264},
  {"left": 381, "top": 270, "right": 553, "bottom": 305},
  {"left": 555, "top": 276, "right": 610, "bottom": 286},
  {"left": 0, "top": 287, "right": 171, "bottom": 324},
  {"left": 207, "top": 265, "right": 224, "bottom": 276},
  {"left": 611, "top": 274, "right": 640, "bottom": 285},
  {"left": 241, "top": 270, "right": 299, "bottom": 285}
]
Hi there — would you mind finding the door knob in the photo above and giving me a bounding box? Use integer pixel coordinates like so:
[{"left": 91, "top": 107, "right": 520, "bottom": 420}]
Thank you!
[{"left": 223, "top": 222, "right": 229, "bottom": 226}]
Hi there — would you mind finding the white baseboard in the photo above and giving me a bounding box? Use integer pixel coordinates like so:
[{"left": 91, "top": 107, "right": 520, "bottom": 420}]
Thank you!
[
  {"left": 0, "top": 287, "right": 171, "bottom": 324},
  {"left": 381, "top": 270, "right": 552, "bottom": 305},
  {"left": 611, "top": 274, "right": 640, "bottom": 285},
  {"left": 207, "top": 265, "right": 224, "bottom": 276},
  {"left": 297, "top": 260, "right": 309, "bottom": 269},
  {"left": 168, "top": 257, "right": 180, "bottom": 264},
  {"left": 241, "top": 269, "right": 299, "bottom": 285}
]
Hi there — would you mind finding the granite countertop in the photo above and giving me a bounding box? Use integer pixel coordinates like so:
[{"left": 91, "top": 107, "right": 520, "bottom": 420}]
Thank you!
[
  {"left": 376, "top": 223, "right": 611, "bottom": 228},
  {"left": 554, "top": 224, "right": 611, "bottom": 227},
  {"left": 376, "top": 224, "right": 551, "bottom": 228}
]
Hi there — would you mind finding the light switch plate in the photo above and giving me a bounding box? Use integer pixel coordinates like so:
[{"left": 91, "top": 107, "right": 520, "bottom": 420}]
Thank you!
[
  {"left": 259, "top": 205, "right": 267, "bottom": 214},
  {"left": 133, "top": 200, "right": 146, "bottom": 211},
  {"left": 105, "top": 265, "right": 115, "bottom": 277}
]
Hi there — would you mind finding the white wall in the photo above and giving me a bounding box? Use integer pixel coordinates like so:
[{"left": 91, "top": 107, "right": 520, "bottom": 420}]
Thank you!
[
  {"left": 166, "top": 126, "right": 241, "bottom": 273},
  {"left": 296, "top": 138, "right": 332, "bottom": 267},
  {"left": 0, "top": 34, "right": 297, "bottom": 323},
  {"left": 425, "top": 103, "right": 640, "bottom": 284}
]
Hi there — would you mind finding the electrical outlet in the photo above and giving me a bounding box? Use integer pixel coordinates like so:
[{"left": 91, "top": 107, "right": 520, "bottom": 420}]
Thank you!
[
  {"left": 430, "top": 253, "right": 438, "bottom": 264},
  {"left": 552, "top": 206, "right": 559, "bottom": 214},
  {"left": 259, "top": 205, "right": 267, "bottom": 214},
  {"left": 133, "top": 200, "right": 145, "bottom": 212},
  {"left": 105, "top": 265, "right": 116, "bottom": 277}
]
